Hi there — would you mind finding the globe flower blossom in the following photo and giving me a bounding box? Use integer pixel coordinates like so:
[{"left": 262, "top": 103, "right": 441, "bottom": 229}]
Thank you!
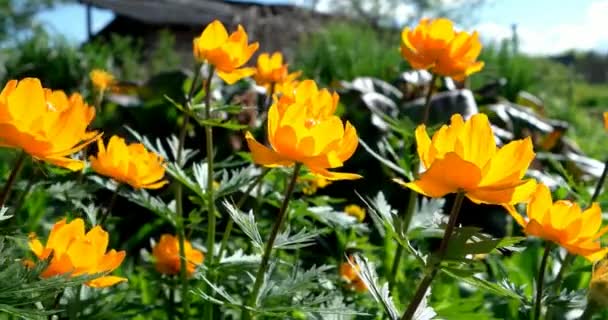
[
  {"left": 508, "top": 184, "right": 608, "bottom": 262},
  {"left": 396, "top": 113, "right": 536, "bottom": 205},
  {"left": 253, "top": 52, "right": 301, "bottom": 90},
  {"left": 245, "top": 80, "right": 361, "bottom": 180},
  {"left": 590, "top": 258, "right": 608, "bottom": 307},
  {"left": 193, "top": 20, "right": 259, "bottom": 84},
  {"left": 90, "top": 69, "right": 115, "bottom": 92},
  {"left": 0, "top": 78, "right": 99, "bottom": 171},
  {"left": 28, "top": 218, "right": 126, "bottom": 288},
  {"left": 604, "top": 111, "right": 607, "bottom": 130},
  {"left": 152, "top": 234, "right": 204, "bottom": 276},
  {"left": 400, "top": 18, "right": 484, "bottom": 81},
  {"left": 89, "top": 135, "right": 168, "bottom": 189},
  {"left": 344, "top": 204, "right": 366, "bottom": 222},
  {"left": 340, "top": 256, "right": 367, "bottom": 292}
]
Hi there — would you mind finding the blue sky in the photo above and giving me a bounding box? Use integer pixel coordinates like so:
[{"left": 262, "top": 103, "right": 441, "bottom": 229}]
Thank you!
[{"left": 37, "top": 0, "right": 608, "bottom": 55}]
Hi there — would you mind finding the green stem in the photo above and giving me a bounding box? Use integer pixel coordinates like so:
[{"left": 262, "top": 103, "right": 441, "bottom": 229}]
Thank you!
[
  {"left": 420, "top": 74, "right": 438, "bottom": 125},
  {"left": 401, "top": 191, "right": 465, "bottom": 320},
  {"left": 591, "top": 158, "right": 608, "bottom": 203},
  {"left": 218, "top": 169, "right": 270, "bottom": 259},
  {"left": 533, "top": 243, "right": 552, "bottom": 320},
  {"left": 0, "top": 151, "right": 27, "bottom": 208},
  {"left": 389, "top": 189, "right": 417, "bottom": 289},
  {"left": 167, "top": 277, "right": 176, "bottom": 320},
  {"left": 97, "top": 184, "right": 120, "bottom": 225},
  {"left": 247, "top": 164, "right": 302, "bottom": 316},
  {"left": 203, "top": 67, "right": 217, "bottom": 320},
  {"left": 175, "top": 65, "right": 201, "bottom": 320}
]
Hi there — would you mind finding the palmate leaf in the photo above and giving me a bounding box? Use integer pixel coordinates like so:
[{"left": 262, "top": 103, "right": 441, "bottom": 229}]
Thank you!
[
  {"left": 350, "top": 255, "right": 399, "bottom": 320},
  {"left": 306, "top": 206, "right": 368, "bottom": 232},
  {"left": 0, "top": 206, "right": 12, "bottom": 221},
  {"left": 446, "top": 226, "right": 526, "bottom": 259},
  {"left": 274, "top": 227, "right": 321, "bottom": 250},
  {"left": 442, "top": 269, "right": 524, "bottom": 300}
]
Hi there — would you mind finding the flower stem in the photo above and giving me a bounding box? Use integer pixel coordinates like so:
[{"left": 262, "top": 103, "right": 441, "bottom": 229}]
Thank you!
[
  {"left": 421, "top": 74, "right": 438, "bottom": 125},
  {"left": 98, "top": 184, "right": 120, "bottom": 225},
  {"left": 401, "top": 191, "right": 465, "bottom": 320},
  {"left": 175, "top": 65, "right": 201, "bottom": 320},
  {"left": 533, "top": 242, "right": 552, "bottom": 320},
  {"left": 218, "top": 169, "right": 270, "bottom": 259},
  {"left": 202, "top": 67, "right": 217, "bottom": 320},
  {"left": 0, "top": 151, "right": 27, "bottom": 208},
  {"left": 591, "top": 158, "right": 608, "bottom": 203},
  {"left": 389, "top": 189, "right": 417, "bottom": 289},
  {"left": 247, "top": 164, "right": 302, "bottom": 316}
]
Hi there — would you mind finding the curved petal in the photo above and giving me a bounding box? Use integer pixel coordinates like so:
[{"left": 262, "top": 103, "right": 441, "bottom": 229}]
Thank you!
[
  {"left": 87, "top": 276, "right": 127, "bottom": 288},
  {"left": 404, "top": 152, "right": 482, "bottom": 198},
  {"left": 479, "top": 137, "right": 535, "bottom": 187},
  {"left": 308, "top": 166, "right": 362, "bottom": 181},
  {"left": 245, "top": 132, "right": 293, "bottom": 167},
  {"left": 217, "top": 67, "right": 256, "bottom": 85},
  {"left": 466, "top": 179, "right": 537, "bottom": 205}
]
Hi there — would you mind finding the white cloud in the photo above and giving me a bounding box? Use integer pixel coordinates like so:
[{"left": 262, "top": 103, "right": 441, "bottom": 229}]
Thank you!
[{"left": 475, "top": 0, "right": 608, "bottom": 55}]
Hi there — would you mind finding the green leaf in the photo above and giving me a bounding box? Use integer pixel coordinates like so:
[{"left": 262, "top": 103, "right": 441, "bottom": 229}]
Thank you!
[{"left": 442, "top": 269, "right": 523, "bottom": 300}]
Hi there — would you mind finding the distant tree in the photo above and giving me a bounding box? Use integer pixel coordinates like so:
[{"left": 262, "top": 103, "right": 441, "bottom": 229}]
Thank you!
[
  {"left": 307, "top": 0, "right": 486, "bottom": 27},
  {"left": 0, "top": 0, "right": 62, "bottom": 43}
]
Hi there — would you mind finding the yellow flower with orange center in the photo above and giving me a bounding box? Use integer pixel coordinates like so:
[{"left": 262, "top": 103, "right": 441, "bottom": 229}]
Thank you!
[
  {"left": 344, "top": 204, "right": 366, "bottom": 222},
  {"left": 396, "top": 113, "right": 536, "bottom": 205},
  {"left": 90, "top": 69, "right": 115, "bottom": 92},
  {"left": 508, "top": 184, "right": 608, "bottom": 262},
  {"left": 253, "top": 52, "right": 301, "bottom": 90},
  {"left": 245, "top": 80, "right": 361, "bottom": 180},
  {"left": 89, "top": 135, "right": 168, "bottom": 189},
  {"left": 152, "top": 234, "right": 204, "bottom": 276},
  {"left": 0, "top": 78, "right": 99, "bottom": 171},
  {"left": 400, "top": 18, "right": 484, "bottom": 81},
  {"left": 28, "top": 218, "right": 126, "bottom": 288},
  {"left": 340, "top": 256, "right": 367, "bottom": 292},
  {"left": 193, "top": 20, "right": 259, "bottom": 84}
]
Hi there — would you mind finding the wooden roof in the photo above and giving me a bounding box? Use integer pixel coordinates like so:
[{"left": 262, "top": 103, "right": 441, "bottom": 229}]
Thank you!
[{"left": 81, "top": 0, "right": 294, "bottom": 25}]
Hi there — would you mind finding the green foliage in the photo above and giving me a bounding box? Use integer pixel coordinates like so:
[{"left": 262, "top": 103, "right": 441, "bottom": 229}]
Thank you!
[{"left": 294, "top": 22, "right": 404, "bottom": 85}]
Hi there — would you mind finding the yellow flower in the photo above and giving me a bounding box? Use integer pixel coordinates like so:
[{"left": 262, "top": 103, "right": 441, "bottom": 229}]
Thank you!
[
  {"left": 245, "top": 80, "right": 361, "bottom": 180},
  {"left": 396, "top": 113, "right": 536, "bottom": 205},
  {"left": 152, "top": 234, "right": 204, "bottom": 276},
  {"left": 253, "top": 52, "right": 301, "bottom": 90},
  {"left": 590, "top": 258, "right": 608, "bottom": 307},
  {"left": 193, "top": 20, "right": 259, "bottom": 84},
  {"left": 301, "top": 175, "right": 331, "bottom": 195},
  {"left": 344, "top": 204, "right": 366, "bottom": 222},
  {"left": 0, "top": 78, "right": 99, "bottom": 171},
  {"left": 89, "top": 135, "right": 168, "bottom": 189},
  {"left": 400, "top": 18, "right": 484, "bottom": 81},
  {"left": 508, "top": 184, "right": 608, "bottom": 262},
  {"left": 604, "top": 111, "right": 607, "bottom": 130},
  {"left": 28, "top": 218, "right": 126, "bottom": 288},
  {"left": 340, "top": 256, "right": 367, "bottom": 292},
  {"left": 90, "top": 69, "right": 114, "bottom": 92}
]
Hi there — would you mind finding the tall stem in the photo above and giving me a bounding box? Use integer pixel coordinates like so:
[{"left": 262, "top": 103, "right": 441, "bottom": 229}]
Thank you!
[
  {"left": 421, "top": 74, "right": 438, "bottom": 125},
  {"left": 401, "top": 191, "right": 465, "bottom": 320},
  {"left": 591, "top": 158, "right": 608, "bottom": 203},
  {"left": 533, "top": 243, "right": 552, "bottom": 320},
  {"left": 247, "top": 164, "right": 302, "bottom": 316},
  {"left": 389, "top": 189, "right": 416, "bottom": 289},
  {"left": 175, "top": 65, "right": 201, "bottom": 320},
  {"left": 0, "top": 151, "right": 27, "bottom": 208},
  {"left": 98, "top": 184, "right": 120, "bottom": 226},
  {"left": 218, "top": 169, "right": 270, "bottom": 259}
]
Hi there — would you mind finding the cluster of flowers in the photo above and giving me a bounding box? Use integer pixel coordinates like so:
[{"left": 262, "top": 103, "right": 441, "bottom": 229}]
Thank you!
[{"left": 1, "top": 17, "right": 607, "bottom": 302}]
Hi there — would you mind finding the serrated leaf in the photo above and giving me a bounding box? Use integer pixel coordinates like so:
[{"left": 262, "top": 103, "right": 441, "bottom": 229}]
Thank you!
[
  {"left": 222, "top": 200, "right": 263, "bottom": 250},
  {"left": 442, "top": 269, "right": 523, "bottom": 300},
  {"left": 274, "top": 227, "right": 320, "bottom": 250}
]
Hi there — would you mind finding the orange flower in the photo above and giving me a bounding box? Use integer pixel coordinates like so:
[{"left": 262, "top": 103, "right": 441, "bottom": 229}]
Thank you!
[
  {"left": 340, "top": 256, "right": 367, "bottom": 292},
  {"left": 590, "top": 258, "right": 608, "bottom": 307},
  {"left": 508, "top": 184, "right": 608, "bottom": 262},
  {"left": 152, "top": 234, "right": 204, "bottom": 276},
  {"left": 253, "top": 52, "right": 301, "bottom": 90},
  {"left": 90, "top": 69, "right": 114, "bottom": 92},
  {"left": 0, "top": 78, "right": 99, "bottom": 171},
  {"left": 300, "top": 175, "right": 331, "bottom": 195},
  {"left": 604, "top": 112, "right": 607, "bottom": 130},
  {"left": 89, "top": 135, "right": 168, "bottom": 189},
  {"left": 400, "top": 18, "right": 484, "bottom": 81},
  {"left": 28, "top": 218, "right": 126, "bottom": 288},
  {"left": 245, "top": 80, "right": 361, "bottom": 180},
  {"left": 193, "top": 20, "right": 259, "bottom": 84},
  {"left": 396, "top": 113, "right": 536, "bottom": 205}
]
